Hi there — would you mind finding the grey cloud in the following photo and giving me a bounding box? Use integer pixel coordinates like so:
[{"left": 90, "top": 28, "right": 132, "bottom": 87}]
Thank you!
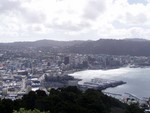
[
  {"left": 126, "top": 12, "right": 147, "bottom": 25},
  {"left": 0, "top": 0, "right": 21, "bottom": 13},
  {"left": 83, "top": 0, "right": 106, "bottom": 20},
  {"left": 0, "top": 0, "right": 46, "bottom": 24},
  {"left": 21, "top": 9, "right": 46, "bottom": 24},
  {"left": 112, "top": 12, "right": 148, "bottom": 29},
  {"left": 112, "top": 21, "right": 128, "bottom": 29},
  {"left": 48, "top": 20, "right": 91, "bottom": 31},
  {"left": 129, "top": 27, "right": 143, "bottom": 38},
  {"left": 27, "top": 25, "right": 43, "bottom": 32}
]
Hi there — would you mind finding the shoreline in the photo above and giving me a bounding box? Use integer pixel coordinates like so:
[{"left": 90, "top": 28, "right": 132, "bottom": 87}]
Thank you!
[
  {"left": 69, "top": 65, "right": 150, "bottom": 75},
  {"left": 69, "top": 66, "right": 150, "bottom": 98}
]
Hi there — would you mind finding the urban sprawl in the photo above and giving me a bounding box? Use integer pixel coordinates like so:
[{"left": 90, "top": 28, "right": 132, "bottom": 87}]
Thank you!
[{"left": 0, "top": 49, "right": 150, "bottom": 110}]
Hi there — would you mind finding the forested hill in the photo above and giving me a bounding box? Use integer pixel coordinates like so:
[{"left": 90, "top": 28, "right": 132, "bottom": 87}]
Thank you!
[
  {"left": 1, "top": 39, "right": 150, "bottom": 56},
  {"left": 65, "top": 39, "right": 150, "bottom": 56}
]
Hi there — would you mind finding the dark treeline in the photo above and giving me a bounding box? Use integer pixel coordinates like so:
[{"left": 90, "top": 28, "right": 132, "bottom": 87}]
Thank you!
[{"left": 0, "top": 86, "right": 144, "bottom": 113}]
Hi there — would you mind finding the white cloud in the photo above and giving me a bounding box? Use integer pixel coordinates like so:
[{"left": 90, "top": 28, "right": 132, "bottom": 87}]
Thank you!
[{"left": 0, "top": 0, "right": 150, "bottom": 42}]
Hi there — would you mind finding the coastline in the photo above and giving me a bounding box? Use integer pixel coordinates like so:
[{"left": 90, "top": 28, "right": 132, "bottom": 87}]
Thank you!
[{"left": 69, "top": 66, "right": 150, "bottom": 98}]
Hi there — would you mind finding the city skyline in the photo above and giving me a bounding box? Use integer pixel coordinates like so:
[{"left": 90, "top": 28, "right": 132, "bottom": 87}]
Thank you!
[{"left": 0, "top": 0, "right": 150, "bottom": 42}]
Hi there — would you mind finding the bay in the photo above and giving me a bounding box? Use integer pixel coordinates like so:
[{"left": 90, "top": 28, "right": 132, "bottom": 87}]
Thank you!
[{"left": 70, "top": 67, "right": 150, "bottom": 98}]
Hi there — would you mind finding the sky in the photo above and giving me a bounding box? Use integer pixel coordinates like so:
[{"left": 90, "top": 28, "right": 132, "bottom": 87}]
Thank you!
[{"left": 0, "top": 0, "right": 150, "bottom": 42}]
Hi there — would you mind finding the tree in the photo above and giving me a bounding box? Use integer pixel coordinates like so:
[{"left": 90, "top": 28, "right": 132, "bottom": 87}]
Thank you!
[
  {"left": 125, "top": 104, "right": 144, "bottom": 113},
  {"left": 13, "top": 108, "right": 50, "bottom": 113},
  {"left": 22, "top": 91, "right": 37, "bottom": 110},
  {"left": 0, "top": 99, "right": 13, "bottom": 113}
]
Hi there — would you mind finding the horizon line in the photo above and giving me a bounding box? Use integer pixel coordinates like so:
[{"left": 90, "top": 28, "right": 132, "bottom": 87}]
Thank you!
[{"left": 0, "top": 38, "right": 148, "bottom": 43}]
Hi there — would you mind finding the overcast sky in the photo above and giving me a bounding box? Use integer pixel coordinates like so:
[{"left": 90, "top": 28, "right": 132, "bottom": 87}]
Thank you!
[{"left": 0, "top": 0, "right": 150, "bottom": 42}]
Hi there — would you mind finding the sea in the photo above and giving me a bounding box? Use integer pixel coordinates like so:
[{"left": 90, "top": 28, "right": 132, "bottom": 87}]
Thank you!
[{"left": 70, "top": 67, "right": 150, "bottom": 98}]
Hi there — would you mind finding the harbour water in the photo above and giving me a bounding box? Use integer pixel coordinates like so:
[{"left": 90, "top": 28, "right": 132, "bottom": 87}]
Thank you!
[{"left": 70, "top": 67, "right": 150, "bottom": 98}]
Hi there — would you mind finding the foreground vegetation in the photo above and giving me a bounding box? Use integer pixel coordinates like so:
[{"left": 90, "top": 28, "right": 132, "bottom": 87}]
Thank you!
[
  {"left": 0, "top": 86, "right": 144, "bottom": 113},
  {"left": 13, "top": 108, "right": 50, "bottom": 113}
]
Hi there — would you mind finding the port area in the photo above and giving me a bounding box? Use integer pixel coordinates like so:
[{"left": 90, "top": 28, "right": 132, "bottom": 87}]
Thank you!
[
  {"left": 79, "top": 78, "right": 126, "bottom": 90},
  {"left": 103, "top": 92, "right": 150, "bottom": 113}
]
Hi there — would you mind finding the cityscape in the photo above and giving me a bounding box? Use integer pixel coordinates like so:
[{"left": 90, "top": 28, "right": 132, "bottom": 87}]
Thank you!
[
  {"left": 0, "top": 46, "right": 150, "bottom": 99},
  {"left": 0, "top": 0, "right": 150, "bottom": 113}
]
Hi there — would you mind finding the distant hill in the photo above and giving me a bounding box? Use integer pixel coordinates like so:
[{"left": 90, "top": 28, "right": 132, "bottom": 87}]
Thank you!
[
  {"left": 1, "top": 38, "right": 150, "bottom": 56},
  {"left": 0, "top": 39, "right": 85, "bottom": 52},
  {"left": 65, "top": 39, "right": 150, "bottom": 56},
  {"left": 0, "top": 39, "right": 85, "bottom": 48},
  {"left": 124, "top": 38, "right": 148, "bottom": 42}
]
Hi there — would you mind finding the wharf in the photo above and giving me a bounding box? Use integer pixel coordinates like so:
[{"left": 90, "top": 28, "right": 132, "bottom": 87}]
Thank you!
[{"left": 79, "top": 78, "right": 126, "bottom": 90}]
